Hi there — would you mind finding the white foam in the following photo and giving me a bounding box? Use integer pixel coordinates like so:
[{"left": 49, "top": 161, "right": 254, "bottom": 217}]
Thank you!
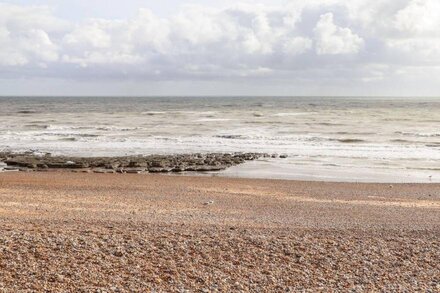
[
  {"left": 273, "top": 112, "right": 311, "bottom": 117},
  {"left": 196, "top": 118, "right": 233, "bottom": 122}
]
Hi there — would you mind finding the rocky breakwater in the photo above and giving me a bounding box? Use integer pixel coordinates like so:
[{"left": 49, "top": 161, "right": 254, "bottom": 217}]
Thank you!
[{"left": 0, "top": 152, "right": 268, "bottom": 174}]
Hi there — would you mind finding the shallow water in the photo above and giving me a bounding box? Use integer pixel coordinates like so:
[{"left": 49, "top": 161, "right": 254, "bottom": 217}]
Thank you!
[{"left": 1, "top": 96, "right": 439, "bottom": 182}]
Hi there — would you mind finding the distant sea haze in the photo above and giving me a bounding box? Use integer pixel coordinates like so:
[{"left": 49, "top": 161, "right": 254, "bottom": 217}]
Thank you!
[{"left": 1, "top": 96, "right": 439, "bottom": 183}]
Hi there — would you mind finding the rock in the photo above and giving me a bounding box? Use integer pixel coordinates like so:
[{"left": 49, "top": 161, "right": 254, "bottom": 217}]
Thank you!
[
  {"left": 171, "top": 166, "right": 185, "bottom": 172},
  {"left": 0, "top": 151, "right": 268, "bottom": 174},
  {"left": 280, "top": 154, "right": 288, "bottom": 158},
  {"left": 184, "top": 166, "right": 196, "bottom": 171},
  {"left": 127, "top": 160, "right": 142, "bottom": 168},
  {"left": 151, "top": 160, "right": 167, "bottom": 168},
  {"left": 204, "top": 200, "right": 214, "bottom": 205},
  {"left": 148, "top": 167, "right": 170, "bottom": 173},
  {"left": 105, "top": 163, "right": 120, "bottom": 169}
]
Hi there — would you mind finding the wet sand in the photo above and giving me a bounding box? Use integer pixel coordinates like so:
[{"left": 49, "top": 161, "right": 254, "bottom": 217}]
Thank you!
[{"left": 0, "top": 172, "right": 439, "bottom": 291}]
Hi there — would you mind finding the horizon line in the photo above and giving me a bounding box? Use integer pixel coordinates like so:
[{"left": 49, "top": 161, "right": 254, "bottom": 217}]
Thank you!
[{"left": 1, "top": 95, "right": 440, "bottom": 98}]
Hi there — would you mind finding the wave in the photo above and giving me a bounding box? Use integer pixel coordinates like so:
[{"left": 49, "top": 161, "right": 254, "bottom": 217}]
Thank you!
[
  {"left": 332, "top": 138, "right": 366, "bottom": 143},
  {"left": 24, "top": 124, "right": 50, "bottom": 129},
  {"left": 59, "top": 137, "right": 77, "bottom": 141},
  {"left": 274, "top": 112, "right": 310, "bottom": 117},
  {"left": 407, "top": 167, "right": 440, "bottom": 171},
  {"left": 45, "top": 125, "right": 91, "bottom": 131},
  {"left": 196, "top": 118, "right": 232, "bottom": 122},
  {"left": 389, "top": 139, "right": 439, "bottom": 145},
  {"left": 213, "top": 134, "right": 369, "bottom": 144},
  {"left": 27, "top": 124, "right": 140, "bottom": 132},
  {"left": 141, "top": 111, "right": 167, "bottom": 115},
  {"left": 391, "top": 139, "right": 415, "bottom": 143},
  {"left": 214, "top": 135, "right": 249, "bottom": 140},
  {"left": 395, "top": 131, "right": 440, "bottom": 137},
  {"left": 37, "top": 132, "right": 99, "bottom": 138},
  {"left": 17, "top": 110, "right": 39, "bottom": 114},
  {"left": 306, "top": 122, "right": 346, "bottom": 126},
  {"left": 334, "top": 131, "right": 375, "bottom": 135},
  {"left": 96, "top": 126, "right": 140, "bottom": 131}
]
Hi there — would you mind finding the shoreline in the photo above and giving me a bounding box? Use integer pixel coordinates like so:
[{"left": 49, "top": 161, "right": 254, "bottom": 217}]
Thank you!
[{"left": 2, "top": 151, "right": 439, "bottom": 184}]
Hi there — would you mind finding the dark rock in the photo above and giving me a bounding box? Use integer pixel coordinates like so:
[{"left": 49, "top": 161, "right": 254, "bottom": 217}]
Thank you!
[
  {"left": 151, "top": 167, "right": 172, "bottom": 173},
  {"left": 127, "top": 160, "right": 142, "bottom": 168},
  {"left": 171, "top": 166, "right": 185, "bottom": 172},
  {"left": 151, "top": 160, "right": 167, "bottom": 168},
  {"left": 0, "top": 151, "right": 268, "bottom": 174},
  {"left": 105, "top": 163, "right": 120, "bottom": 169}
]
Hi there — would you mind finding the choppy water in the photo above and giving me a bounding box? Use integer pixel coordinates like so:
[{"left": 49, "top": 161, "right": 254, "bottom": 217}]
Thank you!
[{"left": 1, "top": 96, "right": 439, "bottom": 182}]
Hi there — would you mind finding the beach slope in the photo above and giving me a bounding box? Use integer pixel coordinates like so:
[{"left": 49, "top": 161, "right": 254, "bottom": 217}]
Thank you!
[{"left": 0, "top": 172, "right": 439, "bottom": 291}]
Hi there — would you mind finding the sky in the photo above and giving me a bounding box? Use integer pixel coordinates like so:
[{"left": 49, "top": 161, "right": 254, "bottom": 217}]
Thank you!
[{"left": 0, "top": 0, "right": 439, "bottom": 96}]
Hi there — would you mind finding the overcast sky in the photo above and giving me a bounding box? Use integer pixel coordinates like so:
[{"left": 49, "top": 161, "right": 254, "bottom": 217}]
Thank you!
[{"left": 1, "top": 0, "right": 439, "bottom": 96}]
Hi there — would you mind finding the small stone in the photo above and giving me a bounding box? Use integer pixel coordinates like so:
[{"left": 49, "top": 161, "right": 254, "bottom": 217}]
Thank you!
[{"left": 113, "top": 250, "right": 123, "bottom": 257}]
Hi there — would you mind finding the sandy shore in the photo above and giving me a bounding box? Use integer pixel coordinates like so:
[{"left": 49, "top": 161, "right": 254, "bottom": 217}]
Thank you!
[{"left": 0, "top": 172, "right": 439, "bottom": 291}]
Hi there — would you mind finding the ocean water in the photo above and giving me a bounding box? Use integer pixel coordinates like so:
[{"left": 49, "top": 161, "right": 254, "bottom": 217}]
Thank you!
[{"left": 1, "top": 96, "right": 439, "bottom": 182}]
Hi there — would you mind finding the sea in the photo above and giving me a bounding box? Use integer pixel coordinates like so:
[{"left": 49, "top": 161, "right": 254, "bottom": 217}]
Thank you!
[{"left": 1, "top": 96, "right": 439, "bottom": 183}]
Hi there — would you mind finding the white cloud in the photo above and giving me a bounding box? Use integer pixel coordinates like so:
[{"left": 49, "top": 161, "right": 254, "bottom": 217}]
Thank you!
[
  {"left": 283, "top": 37, "right": 312, "bottom": 55},
  {"left": 0, "top": 3, "right": 64, "bottom": 66},
  {"left": 1, "top": 0, "right": 440, "bottom": 95},
  {"left": 394, "top": 0, "right": 440, "bottom": 34},
  {"left": 386, "top": 0, "right": 440, "bottom": 61},
  {"left": 314, "top": 13, "right": 364, "bottom": 55}
]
